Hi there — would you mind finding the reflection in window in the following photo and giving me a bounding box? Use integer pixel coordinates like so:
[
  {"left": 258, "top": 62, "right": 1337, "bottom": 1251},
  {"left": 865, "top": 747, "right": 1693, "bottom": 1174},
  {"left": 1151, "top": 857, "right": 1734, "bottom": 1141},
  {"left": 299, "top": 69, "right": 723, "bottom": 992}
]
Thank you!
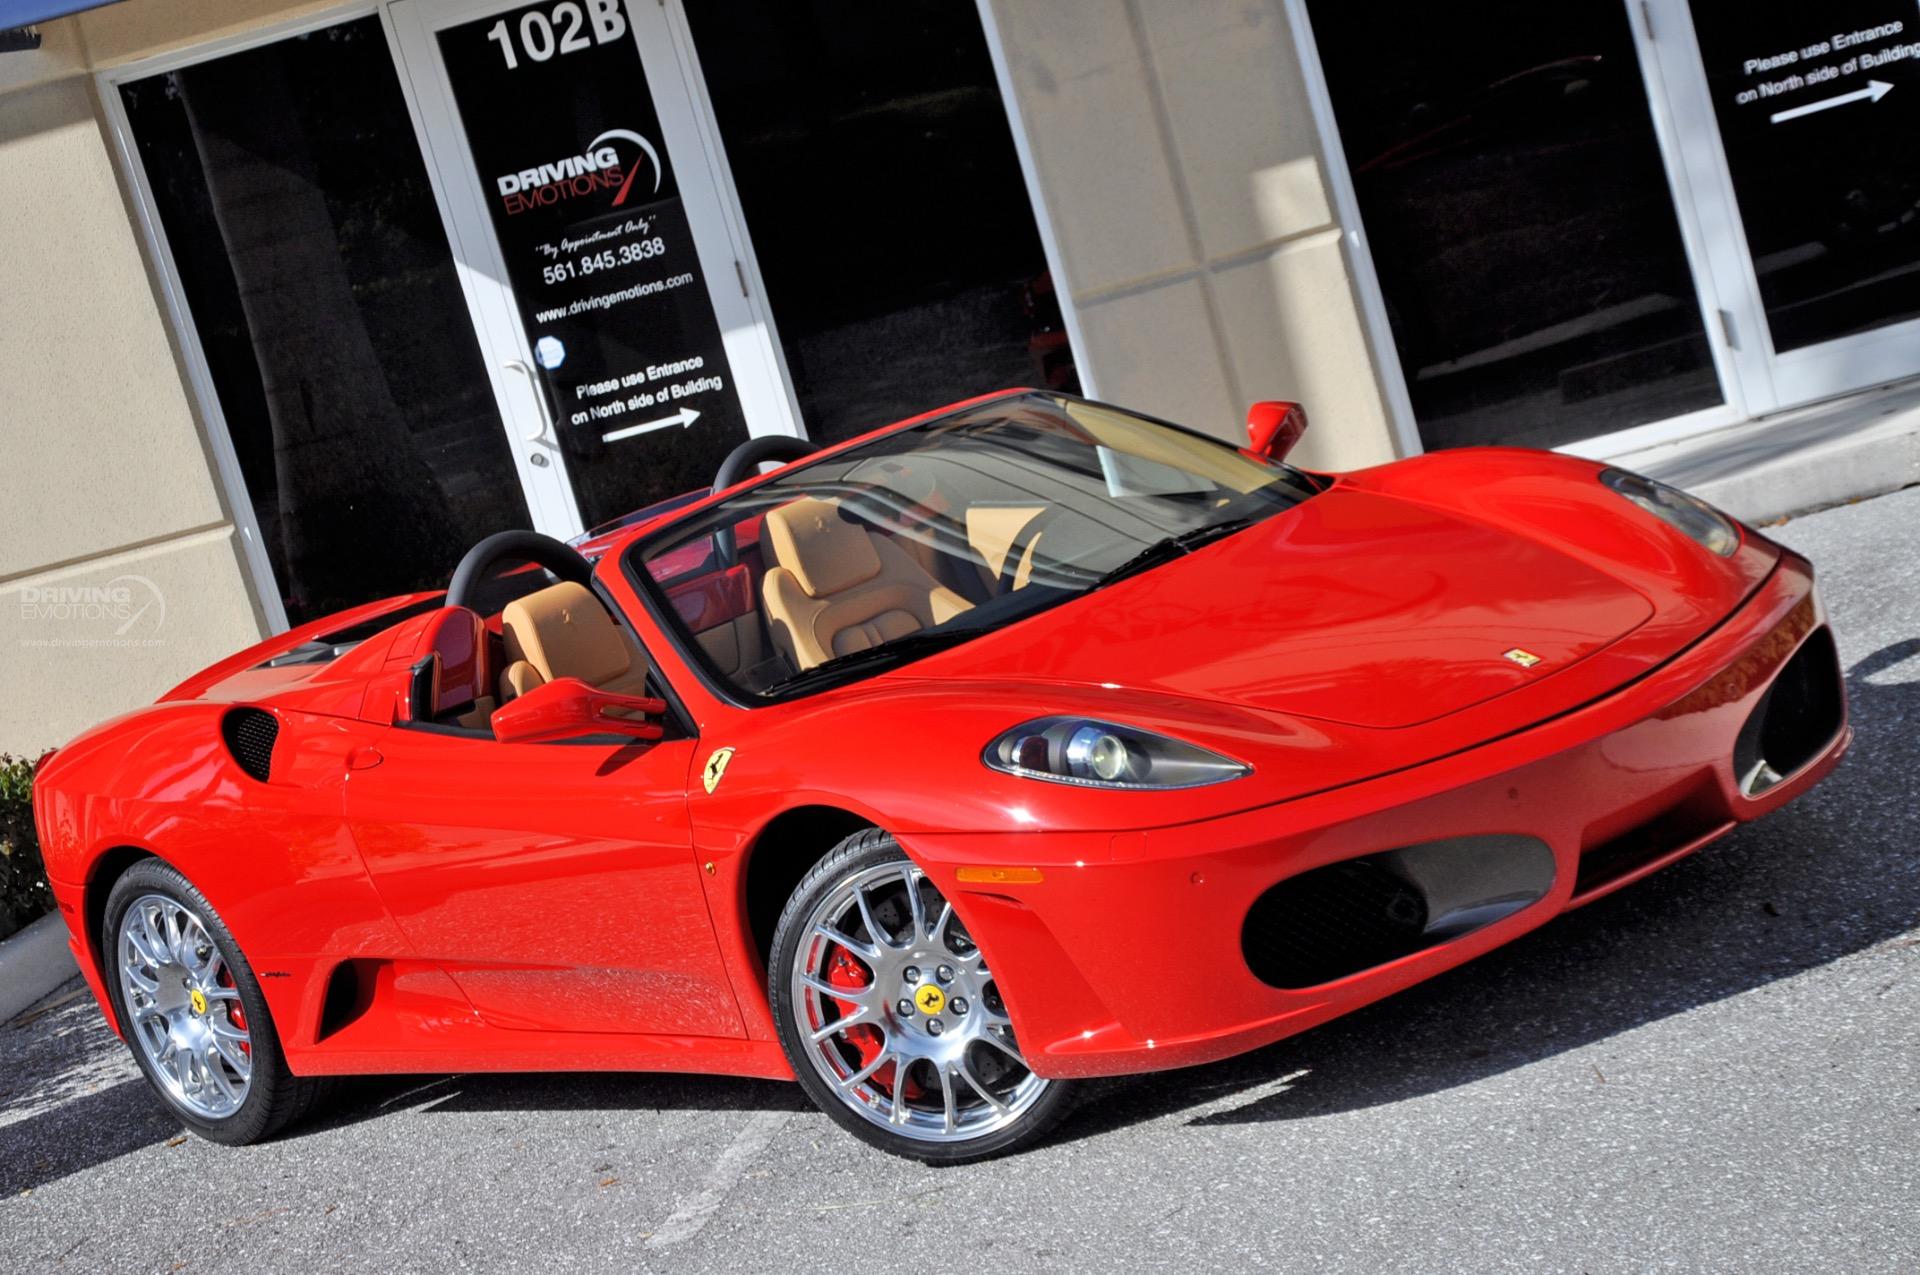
[
  {"left": 1306, "top": 1, "right": 1723, "bottom": 449},
  {"left": 121, "top": 18, "right": 531, "bottom": 624},
  {"left": 686, "top": 0, "right": 1079, "bottom": 445}
]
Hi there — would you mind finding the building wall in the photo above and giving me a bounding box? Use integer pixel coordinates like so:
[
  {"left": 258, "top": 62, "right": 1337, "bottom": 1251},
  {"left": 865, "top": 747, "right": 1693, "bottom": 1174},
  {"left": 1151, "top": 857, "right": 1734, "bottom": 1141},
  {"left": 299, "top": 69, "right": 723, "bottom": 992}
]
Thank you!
[
  {"left": 0, "top": 21, "right": 270, "bottom": 759},
  {"left": 0, "top": 0, "right": 1403, "bottom": 757},
  {"left": 982, "top": 0, "right": 1400, "bottom": 471}
]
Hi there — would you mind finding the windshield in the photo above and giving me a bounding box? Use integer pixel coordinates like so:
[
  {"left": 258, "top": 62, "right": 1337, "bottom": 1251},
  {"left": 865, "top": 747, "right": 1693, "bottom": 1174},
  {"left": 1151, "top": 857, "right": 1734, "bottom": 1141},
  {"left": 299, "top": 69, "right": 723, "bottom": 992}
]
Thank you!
[{"left": 626, "top": 392, "right": 1321, "bottom": 701}]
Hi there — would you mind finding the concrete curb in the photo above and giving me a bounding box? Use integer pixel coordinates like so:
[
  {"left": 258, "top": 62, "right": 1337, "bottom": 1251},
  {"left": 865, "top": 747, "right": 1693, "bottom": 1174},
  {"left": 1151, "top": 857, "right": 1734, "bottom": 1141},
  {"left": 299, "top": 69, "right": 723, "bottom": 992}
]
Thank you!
[
  {"left": 1663, "top": 423, "right": 1920, "bottom": 525},
  {"left": 1621, "top": 380, "right": 1920, "bottom": 525},
  {"left": 0, "top": 911, "right": 78, "bottom": 1022}
]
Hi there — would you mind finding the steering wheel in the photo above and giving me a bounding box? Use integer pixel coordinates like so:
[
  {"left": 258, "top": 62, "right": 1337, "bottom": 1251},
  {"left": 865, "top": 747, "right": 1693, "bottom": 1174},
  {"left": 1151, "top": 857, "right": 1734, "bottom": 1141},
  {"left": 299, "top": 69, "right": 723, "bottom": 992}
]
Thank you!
[
  {"left": 446, "top": 530, "right": 595, "bottom": 611},
  {"left": 712, "top": 434, "right": 821, "bottom": 567}
]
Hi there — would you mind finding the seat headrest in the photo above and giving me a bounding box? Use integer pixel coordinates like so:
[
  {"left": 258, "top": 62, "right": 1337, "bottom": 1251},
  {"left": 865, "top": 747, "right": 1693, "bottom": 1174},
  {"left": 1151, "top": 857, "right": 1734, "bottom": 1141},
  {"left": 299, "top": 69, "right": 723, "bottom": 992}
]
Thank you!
[
  {"left": 412, "top": 605, "right": 486, "bottom": 716},
  {"left": 764, "top": 498, "right": 882, "bottom": 599},
  {"left": 501, "top": 581, "right": 630, "bottom": 687}
]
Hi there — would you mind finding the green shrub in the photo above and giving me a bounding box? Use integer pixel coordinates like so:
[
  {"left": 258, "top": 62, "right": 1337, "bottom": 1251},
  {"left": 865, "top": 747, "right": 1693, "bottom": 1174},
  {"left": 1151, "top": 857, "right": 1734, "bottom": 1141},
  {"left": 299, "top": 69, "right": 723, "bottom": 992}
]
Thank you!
[{"left": 0, "top": 753, "right": 54, "bottom": 942}]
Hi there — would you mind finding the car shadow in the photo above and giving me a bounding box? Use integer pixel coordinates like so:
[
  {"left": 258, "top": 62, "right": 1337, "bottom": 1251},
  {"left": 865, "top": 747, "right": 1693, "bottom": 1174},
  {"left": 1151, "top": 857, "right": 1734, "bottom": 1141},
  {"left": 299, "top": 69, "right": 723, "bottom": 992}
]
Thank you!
[
  {"left": 0, "top": 1074, "right": 180, "bottom": 1197},
  {"left": 293, "top": 1069, "right": 811, "bottom": 1139},
  {"left": 1055, "top": 638, "right": 1915, "bottom": 1143}
]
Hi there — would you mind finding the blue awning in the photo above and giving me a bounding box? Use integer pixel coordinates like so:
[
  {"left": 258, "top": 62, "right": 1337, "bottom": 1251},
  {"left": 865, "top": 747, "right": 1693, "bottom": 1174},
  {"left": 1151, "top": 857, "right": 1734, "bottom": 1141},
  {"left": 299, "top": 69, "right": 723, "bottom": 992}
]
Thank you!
[{"left": 0, "top": 0, "right": 124, "bottom": 30}]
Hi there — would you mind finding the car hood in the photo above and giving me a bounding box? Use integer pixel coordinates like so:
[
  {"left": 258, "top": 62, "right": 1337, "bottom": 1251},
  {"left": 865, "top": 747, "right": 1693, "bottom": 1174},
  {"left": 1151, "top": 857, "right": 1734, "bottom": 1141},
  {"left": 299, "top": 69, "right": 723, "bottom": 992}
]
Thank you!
[
  {"left": 724, "top": 451, "right": 1781, "bottom": 834},
  {"left": 923, "top": 484, "right": 1658, "bottom": 730}
]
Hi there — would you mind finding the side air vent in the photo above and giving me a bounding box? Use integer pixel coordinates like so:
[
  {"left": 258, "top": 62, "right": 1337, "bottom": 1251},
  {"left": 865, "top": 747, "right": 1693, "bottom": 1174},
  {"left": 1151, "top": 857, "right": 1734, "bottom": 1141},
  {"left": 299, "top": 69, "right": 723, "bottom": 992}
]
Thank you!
[
  {"left": 221, "top": 708, "right": 279, "bottom": 782},
  {"left": 317, "top": 959, "right": 383, "bottom": 1041}
]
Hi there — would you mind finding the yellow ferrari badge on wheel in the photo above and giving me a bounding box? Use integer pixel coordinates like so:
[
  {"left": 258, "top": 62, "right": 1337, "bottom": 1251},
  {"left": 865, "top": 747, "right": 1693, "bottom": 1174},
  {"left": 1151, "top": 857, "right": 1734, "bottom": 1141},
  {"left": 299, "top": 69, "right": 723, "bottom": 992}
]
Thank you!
[
  {"left": 915, "top": 984, "right": 946, "bottom": 1016},
  {"left": 702, "top": 747, "right": 735, "bottom": 794},
  {"left": 189, "top": 988, "right": 208, "bottom": 1016}
]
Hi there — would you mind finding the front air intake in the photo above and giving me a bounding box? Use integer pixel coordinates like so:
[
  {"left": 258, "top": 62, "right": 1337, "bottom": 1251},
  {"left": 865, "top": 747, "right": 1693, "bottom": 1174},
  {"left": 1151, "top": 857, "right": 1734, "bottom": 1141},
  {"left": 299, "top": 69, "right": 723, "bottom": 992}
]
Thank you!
[
  {"left": 1242, "top": 836, "right": 1555, "bottom": 989},
  {"left": 1735, "top": 627, "right": 1844, "bottom": 796},
  {"left": 1242, "top": 859, "right": 1428, "bottom": 988},
  {"left": 221, "top": 708, "right": 279, "bottom": 782}
]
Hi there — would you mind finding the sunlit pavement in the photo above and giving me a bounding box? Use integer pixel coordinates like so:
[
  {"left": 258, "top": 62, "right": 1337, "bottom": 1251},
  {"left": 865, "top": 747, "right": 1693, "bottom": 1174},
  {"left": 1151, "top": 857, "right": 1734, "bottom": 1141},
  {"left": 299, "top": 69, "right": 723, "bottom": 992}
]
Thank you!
[{"left": 4, "top": 489, "right": 1917, "bottom": 1273}]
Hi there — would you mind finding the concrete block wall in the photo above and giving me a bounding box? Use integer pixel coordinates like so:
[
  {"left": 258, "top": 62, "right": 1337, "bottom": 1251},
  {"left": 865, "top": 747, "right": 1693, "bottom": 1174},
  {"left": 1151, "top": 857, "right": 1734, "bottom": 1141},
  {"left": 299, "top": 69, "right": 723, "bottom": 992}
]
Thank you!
[
  {"left": 0, "top": 19, "right": 270, "bottom": 757},
  {"left": 983, "top": 0, "right": 1401, "bottom": 471}
]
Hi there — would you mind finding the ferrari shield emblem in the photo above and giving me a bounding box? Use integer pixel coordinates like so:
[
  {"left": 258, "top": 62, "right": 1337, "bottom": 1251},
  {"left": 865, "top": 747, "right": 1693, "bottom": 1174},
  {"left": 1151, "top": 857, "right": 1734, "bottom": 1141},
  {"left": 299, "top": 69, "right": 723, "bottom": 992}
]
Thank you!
[
  {"left": 1502, "top": 648, "right": 1544, "bottom": 669},
  {"left": 701, "top": 747, "right": 735, "bottom": 794},
  {"left": 189, "top": 987, "right": 208, "bottom": 1016},
  {"left": 915, "top": 984, "right": 946, "bottom": 1016}
]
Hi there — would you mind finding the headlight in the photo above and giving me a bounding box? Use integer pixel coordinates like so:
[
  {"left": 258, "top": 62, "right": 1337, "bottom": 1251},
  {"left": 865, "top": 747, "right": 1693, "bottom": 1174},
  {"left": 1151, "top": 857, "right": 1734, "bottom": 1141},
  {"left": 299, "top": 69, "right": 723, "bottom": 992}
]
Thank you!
[
  {"left": 983, "top": 717, "right": 1251, "bottom": 790},
  {"left": 1599, "top": 468, "right": 1739, "bottom": 557}
]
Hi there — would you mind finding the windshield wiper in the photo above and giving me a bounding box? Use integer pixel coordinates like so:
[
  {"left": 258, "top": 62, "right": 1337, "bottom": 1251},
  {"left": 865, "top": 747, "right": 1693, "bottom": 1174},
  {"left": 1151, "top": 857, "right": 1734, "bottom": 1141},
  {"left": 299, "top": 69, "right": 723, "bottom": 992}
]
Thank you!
[
  {"left": 1091, "top": 518, "right": 1256, "bottom": 590},
  {"left": 759, "top": 625, "right": 988, "bottom": 698}
]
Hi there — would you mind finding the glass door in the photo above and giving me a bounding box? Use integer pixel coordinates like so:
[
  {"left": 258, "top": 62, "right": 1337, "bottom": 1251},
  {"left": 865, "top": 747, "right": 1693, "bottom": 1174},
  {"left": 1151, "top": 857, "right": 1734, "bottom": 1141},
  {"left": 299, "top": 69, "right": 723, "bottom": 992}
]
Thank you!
[
  {"left": 105, "top": 13, "right": 542, "bottom": 628},
  {"left": 387, "top": 0, "right": 802, "bottom": 539},
  {"left": 1644, "top": 0, "right": 1920, "bottom": 412}
]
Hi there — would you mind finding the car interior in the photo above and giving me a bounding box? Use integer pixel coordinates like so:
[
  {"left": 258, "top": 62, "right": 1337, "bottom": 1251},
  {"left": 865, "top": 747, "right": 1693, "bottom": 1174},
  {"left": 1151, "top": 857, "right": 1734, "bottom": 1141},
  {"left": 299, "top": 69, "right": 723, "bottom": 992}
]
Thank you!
[
  {"left": 392, "top": 575, "right": 662, "bottom": 739},
  {"left": 635, "top": 395, "right": 1312, "bottom": 700},
  {"left": 380, "top": 393, "right": 1309, "bottom": 734}
]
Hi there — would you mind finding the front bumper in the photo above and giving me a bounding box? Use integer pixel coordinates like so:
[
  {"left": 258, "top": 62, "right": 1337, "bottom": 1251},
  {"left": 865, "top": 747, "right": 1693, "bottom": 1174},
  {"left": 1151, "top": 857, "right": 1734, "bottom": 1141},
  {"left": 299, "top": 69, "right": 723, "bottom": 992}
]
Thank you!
[{"left": 909, "top": 551, "right": 1849, "bottom": 1079}]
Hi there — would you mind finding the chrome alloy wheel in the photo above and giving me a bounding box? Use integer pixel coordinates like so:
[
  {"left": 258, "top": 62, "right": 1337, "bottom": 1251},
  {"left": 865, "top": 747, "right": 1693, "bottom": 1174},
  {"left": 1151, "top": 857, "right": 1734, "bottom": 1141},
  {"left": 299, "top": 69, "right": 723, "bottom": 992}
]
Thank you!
[
  {"left": 790, "top": 861, "right": 1048, "bottom": 1143},
  {"left": 116, "top": 893, "right": 253, "bottom": 1119}
]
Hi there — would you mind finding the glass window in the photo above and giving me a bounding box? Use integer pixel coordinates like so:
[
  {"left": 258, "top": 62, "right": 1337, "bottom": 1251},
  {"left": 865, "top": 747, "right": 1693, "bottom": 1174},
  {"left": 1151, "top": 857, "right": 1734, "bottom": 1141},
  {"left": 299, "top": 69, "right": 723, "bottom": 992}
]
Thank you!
[
  {"left": 684, "top": 0, "right": 1079, "bottom": 445},
  {"left": 120, "top": 18, "right": 531, "bottom": 625},
  {"left": 630, "top": 393, "right": 1318, "bottom": 701},
  {"left": 1306, "top": 0, "right": 1723, "bottom": 450}
]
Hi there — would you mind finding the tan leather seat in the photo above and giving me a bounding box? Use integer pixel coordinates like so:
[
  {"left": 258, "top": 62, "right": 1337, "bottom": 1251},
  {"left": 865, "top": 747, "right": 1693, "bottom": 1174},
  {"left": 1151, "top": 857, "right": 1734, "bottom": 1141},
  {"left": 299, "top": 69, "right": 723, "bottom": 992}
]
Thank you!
[
  {"left": 497, "top": 581, "right": 651, "bottom": 703},
  {"left": 964, "top": 505, "right": 1047, "bottom": 595},
  {"left": 762, "top": 498, "right": 971, "bottom": 671}
]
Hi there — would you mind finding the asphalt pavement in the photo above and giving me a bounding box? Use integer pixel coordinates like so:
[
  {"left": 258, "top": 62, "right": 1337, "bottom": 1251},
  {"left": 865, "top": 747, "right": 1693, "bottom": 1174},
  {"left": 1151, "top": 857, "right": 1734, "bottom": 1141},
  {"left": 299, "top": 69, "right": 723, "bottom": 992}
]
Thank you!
[{"left": 4, "top": 487, "right": 1918, "bottom": 1273}]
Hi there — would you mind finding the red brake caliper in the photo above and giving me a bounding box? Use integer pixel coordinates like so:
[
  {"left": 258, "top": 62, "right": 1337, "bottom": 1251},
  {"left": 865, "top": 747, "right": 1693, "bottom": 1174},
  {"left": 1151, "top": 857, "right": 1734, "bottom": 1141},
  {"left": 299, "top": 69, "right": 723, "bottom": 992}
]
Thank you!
[
  {"left": 825, "top": 946, "right": 921, "bottom": 1100},
  {"left": 220, "top": 967, "right": 249, "bottom": 1054}
]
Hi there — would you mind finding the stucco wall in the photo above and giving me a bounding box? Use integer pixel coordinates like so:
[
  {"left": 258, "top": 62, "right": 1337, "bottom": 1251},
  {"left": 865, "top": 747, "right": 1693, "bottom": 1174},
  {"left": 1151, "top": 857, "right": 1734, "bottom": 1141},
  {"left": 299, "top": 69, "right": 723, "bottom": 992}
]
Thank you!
[
  {"left": 74, "top": 0, "right": 352, "bottom": 68},
  {"left": 983, "top": 0, "right": 1400, "bottom": 471},
  {"left": 0, "top": 39, "right": 266, "bottom": 757}
]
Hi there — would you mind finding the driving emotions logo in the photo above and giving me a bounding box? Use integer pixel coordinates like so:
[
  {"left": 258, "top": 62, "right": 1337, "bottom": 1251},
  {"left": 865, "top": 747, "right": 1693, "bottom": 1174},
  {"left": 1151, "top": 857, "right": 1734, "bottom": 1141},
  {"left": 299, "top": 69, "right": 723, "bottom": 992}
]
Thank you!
[{"left": 495, "top": 128, "right": 662, "bottom": 216}]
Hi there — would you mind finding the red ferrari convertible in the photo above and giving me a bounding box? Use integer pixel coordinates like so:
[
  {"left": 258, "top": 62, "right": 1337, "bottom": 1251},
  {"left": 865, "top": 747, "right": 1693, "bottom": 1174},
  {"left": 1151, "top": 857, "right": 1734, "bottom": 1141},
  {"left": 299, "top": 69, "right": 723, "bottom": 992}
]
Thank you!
[{"left": 33, "top": 390, "right": 1847, "bottom": 1161}]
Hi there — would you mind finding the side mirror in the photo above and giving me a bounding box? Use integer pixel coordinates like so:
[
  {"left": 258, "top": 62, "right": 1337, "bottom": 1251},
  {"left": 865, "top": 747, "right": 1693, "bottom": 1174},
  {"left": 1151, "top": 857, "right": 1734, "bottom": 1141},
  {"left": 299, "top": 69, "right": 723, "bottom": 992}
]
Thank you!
[
  {"left": 1246, "top": 401, "right": 1308, "bottom": 461},
  {"left": 492, "top": 676, "right": 667, "bottom": 745}
]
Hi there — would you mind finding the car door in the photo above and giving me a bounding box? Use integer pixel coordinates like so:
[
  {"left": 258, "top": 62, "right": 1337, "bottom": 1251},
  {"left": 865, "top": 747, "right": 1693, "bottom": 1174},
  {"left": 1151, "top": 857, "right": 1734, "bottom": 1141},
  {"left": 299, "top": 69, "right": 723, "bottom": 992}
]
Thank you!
[{"left": 341, "top": 723, "right": 744, "bottom": 1038}]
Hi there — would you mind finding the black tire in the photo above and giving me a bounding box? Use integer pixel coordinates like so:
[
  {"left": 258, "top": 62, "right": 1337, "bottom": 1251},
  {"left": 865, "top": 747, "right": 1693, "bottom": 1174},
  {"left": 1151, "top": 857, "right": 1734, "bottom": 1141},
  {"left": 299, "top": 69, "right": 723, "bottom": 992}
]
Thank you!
[
  {"left": 768, "top": 828, "right": 1079, "bottom": 1163},
  {"left": 102, "top": 859, "right": 328, "bottom": 1144}
]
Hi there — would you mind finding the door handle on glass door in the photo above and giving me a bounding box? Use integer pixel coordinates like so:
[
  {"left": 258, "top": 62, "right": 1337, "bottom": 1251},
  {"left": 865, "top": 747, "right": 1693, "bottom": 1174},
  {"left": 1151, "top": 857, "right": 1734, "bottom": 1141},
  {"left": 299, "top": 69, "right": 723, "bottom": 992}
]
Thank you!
[{"left": 503, "top": 359, "right": 552, "bottom": 443}]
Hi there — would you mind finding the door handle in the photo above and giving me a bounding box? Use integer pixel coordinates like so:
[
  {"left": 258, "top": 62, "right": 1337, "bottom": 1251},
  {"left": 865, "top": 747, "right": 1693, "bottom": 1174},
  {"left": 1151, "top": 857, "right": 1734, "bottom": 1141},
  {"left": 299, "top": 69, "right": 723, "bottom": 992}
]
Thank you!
[
  {"left": 503, "top": 359, "right": 552, "bottom": 443},
  {"left": 347, "top": 746, "right": 384, "bottom": 771}
]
